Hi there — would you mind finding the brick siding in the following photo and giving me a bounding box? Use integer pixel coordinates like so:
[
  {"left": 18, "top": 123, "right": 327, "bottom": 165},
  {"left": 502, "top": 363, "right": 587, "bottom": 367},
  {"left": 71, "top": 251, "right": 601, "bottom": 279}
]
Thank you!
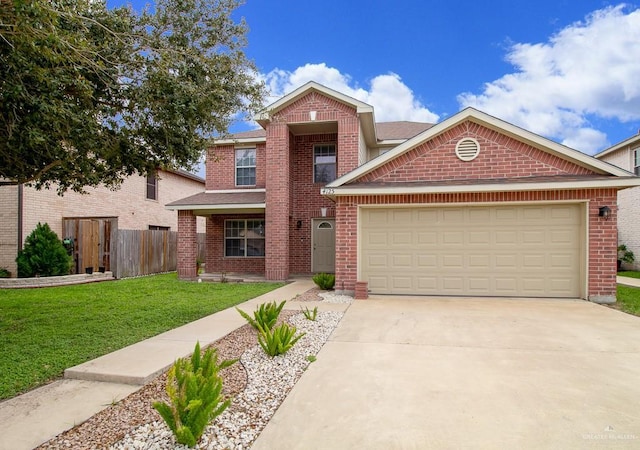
[
  {"left": 1, "top": 171, "right": 204, "bottom": 277},
  {"left": 336, "top": 189, "right": 618, "bottom": 300},
  {"left": 360, "top": 121, "right": 592, "bottom": 183}
]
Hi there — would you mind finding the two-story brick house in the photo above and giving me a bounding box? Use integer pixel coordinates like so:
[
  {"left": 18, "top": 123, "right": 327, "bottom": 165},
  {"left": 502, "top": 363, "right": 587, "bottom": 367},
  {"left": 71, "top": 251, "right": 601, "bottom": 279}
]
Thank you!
[
  {"left": 595, "top": 132, "right": 640, "bottom": 270},
  {"left": 169, "top": 82, "right": 639, "bottom": 303},
  {"left": 0, "top": 169, "right": 205, "bottom": 277}
]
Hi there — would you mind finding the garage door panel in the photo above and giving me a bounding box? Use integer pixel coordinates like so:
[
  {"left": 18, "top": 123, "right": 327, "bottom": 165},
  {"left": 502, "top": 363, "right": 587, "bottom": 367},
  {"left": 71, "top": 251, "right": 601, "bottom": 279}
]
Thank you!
[
  {"left": 495, "top": 231, "right": 518, "bottom": 244},
  {"left": 417, "top": 254, "right": 437, "bottom": 268},
  {"left": 392, "top": 254, "right": 412, "bottom": 268},
  {"left": 361, "top": 204, "right": 582, "bottom": 298},
  {"left": 392, "top": 232, "right": 413, "bottom": 245}
]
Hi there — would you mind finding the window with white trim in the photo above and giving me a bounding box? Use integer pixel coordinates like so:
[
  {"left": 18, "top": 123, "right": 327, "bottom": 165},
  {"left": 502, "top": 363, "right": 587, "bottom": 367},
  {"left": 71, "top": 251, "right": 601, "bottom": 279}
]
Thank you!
[
  {"left": 225, "top": 219, "right": 265, "bottom": 257},
  {"left": 313, "top": 144, "right": 336, "bottom": 183},
  {"left": 236, "top": 148, "right": 256, "bottom": 186},
  {"left": 634, "top": 148, "right": 640, "bottom": 175}
]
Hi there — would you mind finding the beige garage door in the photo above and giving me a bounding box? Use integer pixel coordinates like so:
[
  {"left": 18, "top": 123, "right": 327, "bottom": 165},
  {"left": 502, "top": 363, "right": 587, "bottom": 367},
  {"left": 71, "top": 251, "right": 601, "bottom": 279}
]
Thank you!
[{"left": 361, "top": 204, "right": 583, "bottom": 297}]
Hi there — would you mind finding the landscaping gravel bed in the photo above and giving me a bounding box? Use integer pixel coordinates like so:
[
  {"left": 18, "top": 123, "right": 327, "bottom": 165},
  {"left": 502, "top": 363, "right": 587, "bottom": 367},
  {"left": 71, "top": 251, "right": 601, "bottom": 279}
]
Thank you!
[{"left": 37, "top": 291, "right": 351, "bottom": 450}]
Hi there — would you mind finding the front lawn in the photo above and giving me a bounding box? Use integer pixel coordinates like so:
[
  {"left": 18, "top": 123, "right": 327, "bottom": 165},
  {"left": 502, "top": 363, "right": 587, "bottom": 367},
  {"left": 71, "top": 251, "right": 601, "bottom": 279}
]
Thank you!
[
  {"left": 615, "top": 285, "right": 640, "bottom": 316},
  {"left": 617, "top": 270, "right": 640, "bottom": 279},
  {"left": 0, "top": 274, "right": 283, "bottom": 400}
]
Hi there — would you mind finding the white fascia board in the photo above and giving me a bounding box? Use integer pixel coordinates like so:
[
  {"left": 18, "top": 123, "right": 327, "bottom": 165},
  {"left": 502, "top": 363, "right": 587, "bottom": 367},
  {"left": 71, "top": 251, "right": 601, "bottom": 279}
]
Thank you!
[
  {"left": 321, "top": 177, "right": 640, "bottom": 198},
  {"left": 594, "top": 134, "right": 640, "bottom": 159},
  {"left": 327, "top": 108, "right": 631, "bottom": 188},
  {"left": 254, "top": 81, "right": 374, "bottom": 122},
  {"left": 204, "top": 188, "right": 266, "bottom": 194},
  {"left": 166, "top": 203, "right": 266, "bottom": 211},
  {"left": 213, "top": 137, "right": 266, "bottom": 146}
]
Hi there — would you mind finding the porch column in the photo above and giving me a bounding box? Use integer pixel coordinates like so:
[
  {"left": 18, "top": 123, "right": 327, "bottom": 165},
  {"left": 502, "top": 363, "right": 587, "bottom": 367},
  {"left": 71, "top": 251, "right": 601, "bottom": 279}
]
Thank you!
[
  {"left": 265, "top": 122, "right": 290, "bottom": 280},
  {"left": 177, "top": 210, "right": 197, "bottom": 279}
]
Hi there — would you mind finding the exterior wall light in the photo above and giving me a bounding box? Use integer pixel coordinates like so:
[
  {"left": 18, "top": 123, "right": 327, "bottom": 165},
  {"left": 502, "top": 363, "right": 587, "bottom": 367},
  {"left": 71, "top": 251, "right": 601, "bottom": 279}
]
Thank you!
[{"left": 598, "top": 206, "right": 611, "bottom": 219}]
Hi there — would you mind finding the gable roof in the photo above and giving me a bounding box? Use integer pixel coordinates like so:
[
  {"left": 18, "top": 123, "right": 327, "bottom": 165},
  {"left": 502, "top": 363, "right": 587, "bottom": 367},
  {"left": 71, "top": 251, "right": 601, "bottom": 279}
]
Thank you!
[
  {"left": 254, "top": 81, "right": 374, "bottom": 124},
  {"left": 326, "top": 107, "right": 632, "bottom": 191},
  {"left": 214, "top": 121, "right": 434, "bottom": 146},
  {"left": 253, "top": 82, "right": 379, "bottom": 148},
  {"left": 594, "top": 132, "right": 640, "bottom": 159}
]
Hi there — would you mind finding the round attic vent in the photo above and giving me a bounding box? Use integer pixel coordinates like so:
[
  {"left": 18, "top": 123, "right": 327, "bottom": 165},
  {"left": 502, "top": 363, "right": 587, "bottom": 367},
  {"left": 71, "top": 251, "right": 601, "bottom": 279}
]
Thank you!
[{"left": 455, "top": 138, "right": 480, "bottom": 161}]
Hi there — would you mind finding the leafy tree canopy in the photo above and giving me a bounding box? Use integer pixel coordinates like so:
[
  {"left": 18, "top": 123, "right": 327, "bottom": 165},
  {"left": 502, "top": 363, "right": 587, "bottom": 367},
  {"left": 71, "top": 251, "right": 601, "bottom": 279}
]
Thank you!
[{"left": 0, "top": 0, "right": 265, "bottom": 193}]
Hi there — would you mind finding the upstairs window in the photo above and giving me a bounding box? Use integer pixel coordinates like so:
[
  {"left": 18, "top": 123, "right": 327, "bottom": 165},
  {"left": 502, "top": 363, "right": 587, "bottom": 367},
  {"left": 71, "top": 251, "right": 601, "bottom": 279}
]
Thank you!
[
  {"left": 634, "top": 148, "right": 640, "bottom": 175},
  {"left": 146, "top": 172, "right": 157, "bottom": 200},
  {"left": 314, "top": 144, "right": 336, "bottom": 183},
  {"left": 236, "top": 148, "right": 256, "bottom": 186}
]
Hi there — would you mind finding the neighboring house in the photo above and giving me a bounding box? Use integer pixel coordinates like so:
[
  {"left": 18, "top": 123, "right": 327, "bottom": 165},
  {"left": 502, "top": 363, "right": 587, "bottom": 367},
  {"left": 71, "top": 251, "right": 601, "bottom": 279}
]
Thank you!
[
  {"left": 0, "top": 169, "right": 205, "bottom": 277},
  {"left": 595, "top": 132, "right": 640, "bottom": 270},
  {"left": 169, "top": 82, "right": 639, "bottom": 304}
]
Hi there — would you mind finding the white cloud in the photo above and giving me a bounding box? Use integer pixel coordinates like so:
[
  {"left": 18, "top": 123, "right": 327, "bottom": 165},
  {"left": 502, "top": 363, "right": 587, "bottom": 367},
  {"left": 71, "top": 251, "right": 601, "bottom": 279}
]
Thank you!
[
  {"left": 263, "top": 63, "right": 439, "bottom": 123},
  {"left": 458, "top": 4, "right": 640, "bottom": 154}
]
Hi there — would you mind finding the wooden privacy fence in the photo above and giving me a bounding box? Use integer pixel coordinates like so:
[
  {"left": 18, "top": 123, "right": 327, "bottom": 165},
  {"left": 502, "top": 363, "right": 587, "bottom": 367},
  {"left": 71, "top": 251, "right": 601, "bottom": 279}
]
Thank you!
[
  {"left": 115, "top": 230, "right": 177, "bottom": 279},
  {"left": 114, "top": 230, "right": 206, "bottom": 279},
  {"left": 63, "top": 217, "right": 206, "bottom": 279}
]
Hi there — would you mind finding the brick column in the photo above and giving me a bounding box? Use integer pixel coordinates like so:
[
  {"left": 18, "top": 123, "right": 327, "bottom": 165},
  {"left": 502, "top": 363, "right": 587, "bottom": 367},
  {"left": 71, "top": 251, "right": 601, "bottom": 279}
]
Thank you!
[
  {"left": 265, "top": 122, "right": 290, "bottom": 280},
  {"left": 588, "top": 191, "right": 618, "bottom": 304},
  {"left": 177, "top": 210, "right": 197, "bottom": 279}
]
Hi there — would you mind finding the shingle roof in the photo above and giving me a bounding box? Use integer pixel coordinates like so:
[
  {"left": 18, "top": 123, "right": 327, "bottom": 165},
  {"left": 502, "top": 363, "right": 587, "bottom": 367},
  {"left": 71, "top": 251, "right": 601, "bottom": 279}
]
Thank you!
[
  {"left": 375, "top": 121, "right": 434, "bottom": 140},
  {"left": 224, "top": 121, "right": 434, "bottom": 142},
  {"left": 166, "top": 191, "right": 265, "bottom": 207}
]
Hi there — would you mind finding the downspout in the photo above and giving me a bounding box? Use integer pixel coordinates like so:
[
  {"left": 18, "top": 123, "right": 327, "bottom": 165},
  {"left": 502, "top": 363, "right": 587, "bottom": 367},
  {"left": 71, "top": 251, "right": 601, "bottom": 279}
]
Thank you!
[{"left": 17, "top": 184, "right": 23, "bottom": 251}]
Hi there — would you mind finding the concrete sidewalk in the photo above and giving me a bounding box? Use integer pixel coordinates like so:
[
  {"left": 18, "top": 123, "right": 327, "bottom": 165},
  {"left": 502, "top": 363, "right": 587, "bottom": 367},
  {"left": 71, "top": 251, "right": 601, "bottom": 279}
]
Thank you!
[
  {"left": 617, "top": 275, "right": 640, "bottom": 288},
  {"left": 0, "top": 279, "right": 315, "bottom": 450}
]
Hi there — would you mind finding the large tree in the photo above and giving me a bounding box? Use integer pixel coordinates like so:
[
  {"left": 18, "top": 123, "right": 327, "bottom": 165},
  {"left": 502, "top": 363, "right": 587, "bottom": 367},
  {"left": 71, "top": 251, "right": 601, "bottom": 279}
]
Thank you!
[{"left": 0, "top": 0, "right": 265, "bottom": 193}]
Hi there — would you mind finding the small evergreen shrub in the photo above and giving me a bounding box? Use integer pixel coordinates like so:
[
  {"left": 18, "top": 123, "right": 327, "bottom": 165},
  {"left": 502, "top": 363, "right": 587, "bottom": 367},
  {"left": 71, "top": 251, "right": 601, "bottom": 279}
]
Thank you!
[
  {"left": 312, "top": 273, "right": 335, "bottom": 290},
  {"left": 236, "top": 300, "right": 286, "bottom": 331},
  {"left": 258, "top": 322, "right": 305, "bottom": 357},
  {"left": 16, "top": 223, "right": 72, "bottom": 277},
  {"left": 301, "top": 306, "right": 318, "bottom": 321},
  {"left": 153, "top": 342, "right": 237, "bottom": 448},
  {"left": 0, "top": 268, "right": 10, "bottom": 278}
]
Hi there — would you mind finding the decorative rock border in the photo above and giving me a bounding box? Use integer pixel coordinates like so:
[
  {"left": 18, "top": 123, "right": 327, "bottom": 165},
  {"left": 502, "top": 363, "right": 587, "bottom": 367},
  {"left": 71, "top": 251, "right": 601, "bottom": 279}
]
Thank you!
[{"left": 0, "top": 272, "right": 114, "bottom": 289}]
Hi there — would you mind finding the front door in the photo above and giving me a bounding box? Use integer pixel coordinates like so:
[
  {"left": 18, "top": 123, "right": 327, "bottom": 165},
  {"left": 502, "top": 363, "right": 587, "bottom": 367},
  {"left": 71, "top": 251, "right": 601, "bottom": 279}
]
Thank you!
[{"left": 312, "top": 219, "right": 335, "bottom": 273}]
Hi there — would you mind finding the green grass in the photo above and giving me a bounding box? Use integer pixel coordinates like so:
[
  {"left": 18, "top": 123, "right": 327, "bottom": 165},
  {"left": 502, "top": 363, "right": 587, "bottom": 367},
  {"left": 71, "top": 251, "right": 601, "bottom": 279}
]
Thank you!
[
  {"left": 617, "top": 270, "right": 640, "bottom": 279},
  {"left": 0, "top": 274, "right": 283, "bottom": 400},
  {"left": 616, "top": 285, "right": 640, "bottom": 316}
]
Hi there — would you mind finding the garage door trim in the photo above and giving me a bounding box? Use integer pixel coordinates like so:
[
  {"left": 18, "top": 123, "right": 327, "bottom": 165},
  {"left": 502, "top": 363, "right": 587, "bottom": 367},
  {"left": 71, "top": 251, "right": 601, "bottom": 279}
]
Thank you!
[{"left": 358, "top": 200, "right": 588, "bottom": 298}]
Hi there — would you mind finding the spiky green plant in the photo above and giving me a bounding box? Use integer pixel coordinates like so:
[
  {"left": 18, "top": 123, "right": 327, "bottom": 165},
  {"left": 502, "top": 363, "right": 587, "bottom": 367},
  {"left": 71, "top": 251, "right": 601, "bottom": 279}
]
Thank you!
[
  {"left": 312, "top": 273, "right": 335, "bottom": 290},
  {"left": 301, "top": 306, "right": 318, "bottom": 321},
  {"left": 236, "top": 300, "right": 286, "bottom": 331},
  {"left": 258, "top": 322, "right": 305, "bottom": 357},
  {"left": 153, "top": 342, "right": 237, "bottom": 447}
]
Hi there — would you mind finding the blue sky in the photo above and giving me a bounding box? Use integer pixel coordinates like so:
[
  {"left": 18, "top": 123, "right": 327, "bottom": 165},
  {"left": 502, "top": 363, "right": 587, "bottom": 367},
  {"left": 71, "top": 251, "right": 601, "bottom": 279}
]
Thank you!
[{"left": 107, "top": 0, "right": 640, "bottom": 155}]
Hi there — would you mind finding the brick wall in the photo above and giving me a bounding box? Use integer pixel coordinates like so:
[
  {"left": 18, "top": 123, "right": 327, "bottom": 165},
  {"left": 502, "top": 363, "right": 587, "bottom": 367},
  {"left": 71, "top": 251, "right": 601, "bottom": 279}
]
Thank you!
[
  {"left": 206, "top": 143, "right": 266, "bottom": 190},
  {"left": 0, "top": 184, "right": 19, "bottom": 276},
  {"left": 21, "top": 170, "right": 205, "bottom": 238},
  {"left": 205, "top": 214, "right": 266, "bottom": 274},
  {"left": 360, "top": 121, "right": 593, "bottom": 183},
  {"left": 335, "top": 189, "right": 618, "bottom": 301},
  {"left": 265, "top": 123, "right": 291, "bottom": 280},
  {"left": 1, "top": 171, "right": 205, "bottom": 277},
  {"left": 290, "top": 134, "right": 338, "bottom": 273},
  {"left": 598, "top": 146, "right": 639, "bottom": 270},
  {"left": 177, "top": 210, "right": 197, "bottom": 279}
]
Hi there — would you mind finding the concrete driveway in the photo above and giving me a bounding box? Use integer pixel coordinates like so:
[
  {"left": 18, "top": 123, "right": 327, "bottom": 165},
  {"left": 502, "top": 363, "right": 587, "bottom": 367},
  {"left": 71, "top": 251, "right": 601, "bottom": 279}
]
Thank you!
[{"left": 253, "top": 297, "right": 640, "bottom": 449}]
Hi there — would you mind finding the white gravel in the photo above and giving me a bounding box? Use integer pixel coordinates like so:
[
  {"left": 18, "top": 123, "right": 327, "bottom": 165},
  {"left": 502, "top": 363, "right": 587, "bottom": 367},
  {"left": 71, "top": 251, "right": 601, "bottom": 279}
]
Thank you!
[{"left": 111, "top": 308, "right": 345, "bottom": 450}]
